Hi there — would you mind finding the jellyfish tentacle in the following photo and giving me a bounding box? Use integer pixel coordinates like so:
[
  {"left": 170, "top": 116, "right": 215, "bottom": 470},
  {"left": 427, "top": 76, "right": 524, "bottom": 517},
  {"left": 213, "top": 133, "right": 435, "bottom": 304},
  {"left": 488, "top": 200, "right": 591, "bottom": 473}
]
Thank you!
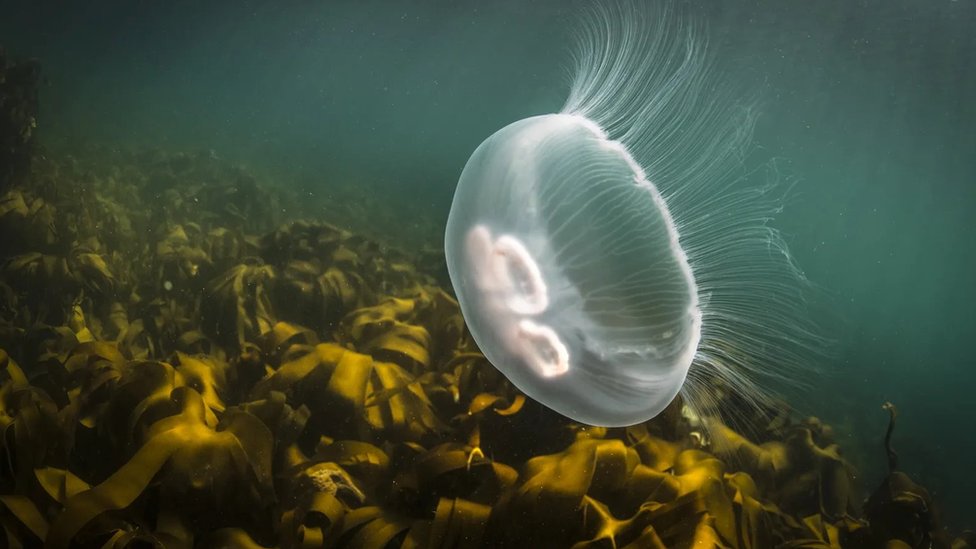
[{"left": 445, "top": 0, "right": 824, "bottom": 427}]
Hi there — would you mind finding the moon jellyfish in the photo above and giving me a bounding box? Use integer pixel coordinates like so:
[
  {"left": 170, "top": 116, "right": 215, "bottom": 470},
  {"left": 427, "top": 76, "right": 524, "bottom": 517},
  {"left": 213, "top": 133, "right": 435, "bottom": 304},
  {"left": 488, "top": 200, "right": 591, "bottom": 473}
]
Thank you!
[{"left": 445, "top": 2, "right": 819, "bottom": 427}]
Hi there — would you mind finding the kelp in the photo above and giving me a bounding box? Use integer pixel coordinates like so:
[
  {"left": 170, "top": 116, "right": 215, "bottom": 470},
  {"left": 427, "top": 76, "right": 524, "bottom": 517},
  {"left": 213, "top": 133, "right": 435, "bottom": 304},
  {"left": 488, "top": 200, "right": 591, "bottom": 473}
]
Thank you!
[
  {"left": 860, "top": 403, "right": 952, "bottom": 548},
  {"left": 203, "top": 259, "right": 277, "bottom": 352},
  {"left": 706, "top": 415, "right": 857, "bottom": 520},
  {"left": 0, "top": 189, "right": 58, "bottom": 254},
  {"left": 45, "top": 387, "right": 274, "bottom": 548},
  {"left": 0, "top": 133, "right": 969, "bottom": 547},
  {"left": 250, "top": 340, "right": 447, "bottom": 444}
]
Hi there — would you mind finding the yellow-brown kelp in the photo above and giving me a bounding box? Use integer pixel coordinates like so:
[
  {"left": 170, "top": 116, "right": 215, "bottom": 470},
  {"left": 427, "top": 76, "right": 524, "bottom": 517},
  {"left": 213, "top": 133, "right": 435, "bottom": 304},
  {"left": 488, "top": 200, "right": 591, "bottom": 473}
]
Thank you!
[
  {"left": 861, "top": 403, "right": 952, "bottom": 548},
  {"left": 0, "top": 86, "right": 971, "bottom": 547}
]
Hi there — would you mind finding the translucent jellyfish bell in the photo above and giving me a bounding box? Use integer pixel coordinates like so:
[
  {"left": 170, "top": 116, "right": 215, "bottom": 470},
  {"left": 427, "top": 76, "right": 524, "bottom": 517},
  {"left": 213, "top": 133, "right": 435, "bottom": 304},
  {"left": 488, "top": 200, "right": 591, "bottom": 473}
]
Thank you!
[
  {"left": 445, "top": 2, "right": 820, "bottom": 427},
  {"left": 446, "top": 115, "right": 700, "bottom": 426}
]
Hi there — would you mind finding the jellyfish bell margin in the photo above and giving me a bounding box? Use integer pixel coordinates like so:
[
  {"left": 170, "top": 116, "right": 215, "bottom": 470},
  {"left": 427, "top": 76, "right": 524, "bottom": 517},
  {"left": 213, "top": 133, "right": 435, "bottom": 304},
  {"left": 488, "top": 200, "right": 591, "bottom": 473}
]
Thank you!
[{"left": 444, "top": 1, "right": 823, "bottom": 427}]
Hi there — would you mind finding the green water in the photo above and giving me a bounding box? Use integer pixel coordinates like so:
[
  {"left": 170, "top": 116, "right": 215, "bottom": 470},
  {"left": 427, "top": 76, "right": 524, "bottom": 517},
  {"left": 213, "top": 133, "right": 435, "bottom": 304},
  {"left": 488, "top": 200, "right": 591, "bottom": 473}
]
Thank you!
[{"left": 2, "top": 0, "right": 974, "bottom": 528}]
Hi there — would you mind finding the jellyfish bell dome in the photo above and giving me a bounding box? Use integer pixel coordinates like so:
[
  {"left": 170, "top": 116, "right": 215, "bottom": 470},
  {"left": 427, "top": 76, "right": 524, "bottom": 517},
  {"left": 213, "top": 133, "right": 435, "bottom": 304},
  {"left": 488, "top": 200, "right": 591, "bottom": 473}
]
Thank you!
[
  {"left": 445, "top": 113, "right": 702, "bottom": 426},
  {"left": 445, "top": 2, "right": 821, "bottom": 427}
]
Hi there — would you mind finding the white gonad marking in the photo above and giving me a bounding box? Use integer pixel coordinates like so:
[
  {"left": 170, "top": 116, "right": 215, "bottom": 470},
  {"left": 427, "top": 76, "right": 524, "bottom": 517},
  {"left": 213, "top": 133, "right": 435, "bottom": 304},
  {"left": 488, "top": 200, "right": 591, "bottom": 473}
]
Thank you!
[
  {"left": 516, "top": 319, "right": 570, "bottom": 377},
  {"left": 492, "top": 234, "right": 549, "bottom": 315}
]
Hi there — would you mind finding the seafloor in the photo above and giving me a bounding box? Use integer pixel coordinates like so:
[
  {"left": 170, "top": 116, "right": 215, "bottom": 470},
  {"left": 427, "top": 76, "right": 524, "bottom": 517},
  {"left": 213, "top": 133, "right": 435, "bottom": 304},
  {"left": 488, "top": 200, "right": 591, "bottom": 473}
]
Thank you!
[{"left": 0, "top": 51, "right": 972, "bottom": 549}]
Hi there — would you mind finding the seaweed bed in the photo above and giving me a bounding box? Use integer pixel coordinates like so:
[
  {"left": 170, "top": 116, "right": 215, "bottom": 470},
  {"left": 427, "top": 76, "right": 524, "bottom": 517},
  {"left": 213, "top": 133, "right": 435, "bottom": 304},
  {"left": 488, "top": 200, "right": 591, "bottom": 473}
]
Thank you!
[{"left": 0, "top": 53, "right": 973, "bottom": 549}]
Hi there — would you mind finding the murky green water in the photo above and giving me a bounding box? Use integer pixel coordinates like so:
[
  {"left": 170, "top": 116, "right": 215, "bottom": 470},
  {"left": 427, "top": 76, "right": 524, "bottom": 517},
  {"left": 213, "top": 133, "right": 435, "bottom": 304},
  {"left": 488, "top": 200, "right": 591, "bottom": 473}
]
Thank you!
[{"left": 2, "top": 0, "right": 973, "bottom": 530}]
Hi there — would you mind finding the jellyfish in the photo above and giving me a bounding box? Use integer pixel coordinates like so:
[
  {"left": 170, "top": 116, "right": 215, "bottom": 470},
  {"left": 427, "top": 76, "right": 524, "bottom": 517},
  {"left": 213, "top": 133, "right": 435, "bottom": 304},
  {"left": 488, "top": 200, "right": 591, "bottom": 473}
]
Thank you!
[{"left": 444, "top": 2, "right": 820, "bottom": 427}]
